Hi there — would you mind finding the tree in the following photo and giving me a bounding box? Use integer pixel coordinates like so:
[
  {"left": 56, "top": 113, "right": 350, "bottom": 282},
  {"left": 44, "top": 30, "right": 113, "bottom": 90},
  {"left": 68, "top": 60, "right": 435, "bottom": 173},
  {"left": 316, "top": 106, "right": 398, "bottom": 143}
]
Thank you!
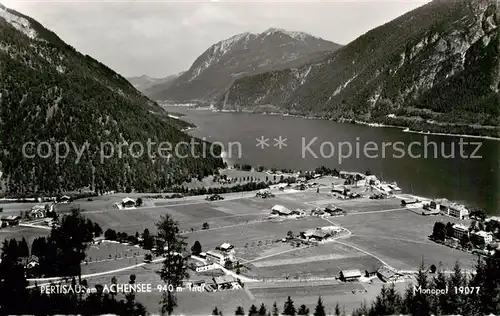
[
  {"left": 430, "top": 264, "right": 437, "bottom": 273},
  {"left": 224, "top": 260, "right": 233, "bottom": 269},
  {"left": 136, "top": 197, "right": 143, "bottom": 207},
  {"left": 272, "top": 301, "right": 279, "bottom": 316},
  {"left": 48, "top": 209, "right": 94, "bottom": 277},
  {"left": 104, "top": 228, "right": 117, "bottom": 241},
  {"left": 31, "top": 237, "right": 47, "bottom": 258},
  {"left": 19, "top": 237, "right": 29, "bottom": 258},
  {"left": 258, "top": 303, "right": 267, "bottom": 316},
  {"left": 213, "top": 306, "right": 222, "bottom": 316},
  {"left": 249, "top": 304, "right": 259, "bottom": 316},
  {"left": 431, "top": 263, "right": 449, "bottom": 315},
  {"left": 235, "top": 306, "right": 245, "bottom": 315},
  {"left": 478, "top": 221, "right": 485, "bottom": 231},
  {"left": 447, "top": 261, "right": 467, "bottom": 314},
  {"left": 202, "top": 222, "right": 210, "bottom": 230},
  {"left": 287, "top": 230, "right": 294, "bottom": 239},
  {"left": 110, "top": 276, "right": 118, "bottom": 298},
  {"left": 432, "top": 222, "right": 446, "bottom": 241},
  {"left": 283, "top": 296, "right": 296, "bottom": 316},
  {"left": 445, "top": 222, "right": 455, "bottom": 238},
  {"left": 142, "top": 228, "right": 153, "bottom": 250},
  {"left": 469, "top": 220, "right": 478, "bottom": 232},
  {"left": 352, "top": 302, "right": 369, "bottom": 316},
  {"left": 93, "top": 223, "right": 103, "bottom": 237},
  {"left": 471, "top": 253, "right": 500, "bottom": 315},
  {"left": 369, "top": 284, "right": 403, "bottom": 316},
  {"left": 155, "top": 215, "right": 189, "bottom": 315},
  {"left": 460, "top": 233, "right": 471, "bottom": 250},
  {"left": 334, "top": 303, "right": 340, "bottom": 316},
  {"left": 0, "top": 239, "right": 28, "bottom": 314},
  {"left": 297, "top": 304, "right": 309, "bottom": 315},
  {"left": 129, "top": 274, "right": 136, "bottom": 284},
  {"left": 470, "top": 233, "right": 486, "bottom": 248},
  {"left": 191, "top": 241, "right": 202, "bottom": 255},
  {"left": 314, "top": 297, "right": 326, "bottom": 316},
  {"left": 407, "top": 260, "right": 431, "bottom": 316}
]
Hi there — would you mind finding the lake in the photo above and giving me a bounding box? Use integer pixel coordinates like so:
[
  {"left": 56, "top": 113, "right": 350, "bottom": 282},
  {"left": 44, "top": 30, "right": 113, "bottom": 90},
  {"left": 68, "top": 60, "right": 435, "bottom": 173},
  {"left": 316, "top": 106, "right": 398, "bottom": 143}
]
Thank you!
[{"left": 165, "top": 106, "right": 500, "bottom": 215}]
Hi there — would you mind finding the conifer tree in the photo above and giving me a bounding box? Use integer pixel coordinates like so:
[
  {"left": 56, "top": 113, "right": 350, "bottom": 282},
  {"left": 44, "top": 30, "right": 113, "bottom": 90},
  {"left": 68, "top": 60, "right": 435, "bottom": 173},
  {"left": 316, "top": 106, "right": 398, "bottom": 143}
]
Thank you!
[
  {"left": 272, "top": 301, "right": 280, "bottom": 316},
  {"left": 313, "top": 297, "right": 326, "bottom": 316},
  {"left": 283, "top": 296, "right": 296, "bottom": 316},
  {"left": 258, "top": 303, "right": 267, "bottom": 316},
  {"left": 213, "top": 306, "right": 221, "bottom": 315},
  {"left": 297, "top": 304, "right": 309, "bottom": 315},
  {"left": 248, "top": 304, "right": 258, "bottom": 316},
  {"left": 235, "top": 306, "right": 245, "bottom": 315}
]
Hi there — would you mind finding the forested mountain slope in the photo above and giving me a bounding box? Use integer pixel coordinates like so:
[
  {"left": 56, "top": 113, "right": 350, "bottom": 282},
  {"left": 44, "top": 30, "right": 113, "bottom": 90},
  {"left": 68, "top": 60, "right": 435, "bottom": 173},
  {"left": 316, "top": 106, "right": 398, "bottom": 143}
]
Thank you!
[
  {"left": 221, "top": 0, "right": 499, "bottom": 137},
  {"left": 0, "top": 4, "right": 224, "bottom": 195}
]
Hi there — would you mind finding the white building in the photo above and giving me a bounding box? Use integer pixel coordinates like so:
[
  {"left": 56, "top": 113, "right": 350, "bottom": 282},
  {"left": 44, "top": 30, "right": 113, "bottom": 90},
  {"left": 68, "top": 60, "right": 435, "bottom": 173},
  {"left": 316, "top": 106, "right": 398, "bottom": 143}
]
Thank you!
[
  {"left": 448, "top": 204, "right": 469, "bottom": 220},
  {"left": 271, "top": 205, "right": 292, "bottom": 216},
  {"left": 433, "top": 199, "right": 469, "bottom": 220},
  {"left": 122, "top": 197, "right": 136, "bottom": 208},
  {"left": 219, "top": 243, "right": 235, "bottom": 253},
  {"left": 206, "top": 250, "right": 233, "bottom": 265},
  {"left": 472, "top": 231, "right": 493, "bottom": 244},
  {"left": 453, "top": 224, "right": 469, "bottom": 240}
]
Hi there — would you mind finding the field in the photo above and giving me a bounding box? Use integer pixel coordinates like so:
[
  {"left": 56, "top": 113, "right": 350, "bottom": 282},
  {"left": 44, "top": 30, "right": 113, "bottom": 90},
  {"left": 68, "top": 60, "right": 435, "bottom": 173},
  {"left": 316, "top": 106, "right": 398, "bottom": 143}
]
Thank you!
[
  {"left": 184, "top": 217, "right": 328, "bottom": 253},
  {"left": 331, "top": 210, "right": 475, "bottom": 270},
  {"left": 84, "top": 192, "right": 312, "bottom": 235},
  {"left": 7, "top": 185, "right": 479, "bottom": 315},
  {"left": 0, "top": 202, "right": 39, "bottom": 214},
  {"left": 81, "top": 242, "right": 148, "bottom": 274},
  {"left": 0, "top": 225, "right": 48, "bottom": 245},
  {"left": 79, "top": 190, "right": 476, "bottom": 275}
]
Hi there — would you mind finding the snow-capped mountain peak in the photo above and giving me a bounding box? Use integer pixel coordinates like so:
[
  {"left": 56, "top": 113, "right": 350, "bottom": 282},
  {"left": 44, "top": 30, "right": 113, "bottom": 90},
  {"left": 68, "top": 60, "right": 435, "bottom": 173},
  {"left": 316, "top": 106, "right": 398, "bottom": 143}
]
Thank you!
[
  {"left": 262, "top": 27, "right": 313, "bottom": 41},
  {"left": 149, "top": 27, "right": 342, "bottom": 101}
]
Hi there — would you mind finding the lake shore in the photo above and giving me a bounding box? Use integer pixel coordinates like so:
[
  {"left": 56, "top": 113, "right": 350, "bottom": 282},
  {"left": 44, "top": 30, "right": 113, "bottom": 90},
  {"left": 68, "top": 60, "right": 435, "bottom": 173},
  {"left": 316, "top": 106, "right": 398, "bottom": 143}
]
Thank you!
[{"left": 180, "top": 106, "right": 500, "bottom": 141}]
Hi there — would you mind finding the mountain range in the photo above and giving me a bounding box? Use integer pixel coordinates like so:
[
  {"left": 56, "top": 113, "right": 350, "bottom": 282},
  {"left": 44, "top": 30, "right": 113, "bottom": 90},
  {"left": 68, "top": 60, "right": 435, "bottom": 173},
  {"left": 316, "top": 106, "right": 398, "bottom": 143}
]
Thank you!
[
  {"left": 127, "top": 73, "right": 182, "bottom": 93},
  {"left": 144, "top": 28, "right": 342, "bottom": 102},
  {"left": 0, "top": 3, "right": 223, "bottom": 195},
  {"left": 0, "top": 0, "right": 498, "bottom": 196},
  {"left": 220, "top": 0, "right": 499, "bottom": 137}
]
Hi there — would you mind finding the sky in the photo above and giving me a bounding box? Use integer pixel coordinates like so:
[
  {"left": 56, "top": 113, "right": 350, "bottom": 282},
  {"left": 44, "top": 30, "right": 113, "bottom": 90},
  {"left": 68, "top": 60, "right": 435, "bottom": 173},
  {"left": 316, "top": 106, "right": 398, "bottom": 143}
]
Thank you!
[{"left": 3, "top": 0, "right": 431, "bottom": 78}]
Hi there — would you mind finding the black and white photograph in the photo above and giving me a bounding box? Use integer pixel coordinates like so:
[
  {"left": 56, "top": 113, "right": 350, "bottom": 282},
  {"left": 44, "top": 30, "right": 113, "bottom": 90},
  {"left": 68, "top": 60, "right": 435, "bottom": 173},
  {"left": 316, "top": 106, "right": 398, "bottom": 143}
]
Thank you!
[{"left": 0, "top": 0, "right": 498, "bottom": 315}]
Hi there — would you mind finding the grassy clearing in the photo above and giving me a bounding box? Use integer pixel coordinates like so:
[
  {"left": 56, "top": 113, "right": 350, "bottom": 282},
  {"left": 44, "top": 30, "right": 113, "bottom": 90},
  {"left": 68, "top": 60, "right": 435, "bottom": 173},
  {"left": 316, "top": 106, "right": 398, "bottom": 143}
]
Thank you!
[
  {"left": 0, "top": 226, "right": 48, "bottom": 245},
  {"left": 237, "top": 243, "right": 295, "bottom": 261},
  {"left": 249, "top": 283, "right": 365, "bottom": 298},
  {"left": 84, "top": 191, "right": 317, "bottom": 236},
  {"left": 341, "top": 235, "right": 476, "bottom": 271},
  {"left": 246, "top": 254, "right": 380, "bottom": 280},
  {"left": 0, "top": 202, "right": 38, "bottom": 213},
  {"left": 332, "top": 210, "right": 475, "bottom": 270},
  {"left": 185, "top": 217, "right": 328, "bottom": 253}
]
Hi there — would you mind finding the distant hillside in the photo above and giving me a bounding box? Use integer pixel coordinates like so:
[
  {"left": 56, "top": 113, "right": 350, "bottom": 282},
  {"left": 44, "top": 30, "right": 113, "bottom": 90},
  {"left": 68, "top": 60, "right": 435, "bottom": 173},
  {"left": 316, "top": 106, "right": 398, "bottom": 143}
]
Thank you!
[
  {"left": 147, "top": 28, "right": 342, "bottom": 102},
  {"left": 127, "top": 73, "right": 182, "bottom": 94},
  {"left": 222, "top": 0, "right": 499, "bottom": 137},
  {"left": 0, "top": 4, "right": 224, "bottom": 195}
]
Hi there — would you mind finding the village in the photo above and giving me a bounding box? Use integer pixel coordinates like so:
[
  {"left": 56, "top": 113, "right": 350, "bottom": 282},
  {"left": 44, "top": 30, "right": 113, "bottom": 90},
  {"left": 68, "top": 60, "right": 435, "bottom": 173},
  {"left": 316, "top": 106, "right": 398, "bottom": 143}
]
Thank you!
[{"left": 0, "top": 168, "right": 496, "bottom": 314}]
